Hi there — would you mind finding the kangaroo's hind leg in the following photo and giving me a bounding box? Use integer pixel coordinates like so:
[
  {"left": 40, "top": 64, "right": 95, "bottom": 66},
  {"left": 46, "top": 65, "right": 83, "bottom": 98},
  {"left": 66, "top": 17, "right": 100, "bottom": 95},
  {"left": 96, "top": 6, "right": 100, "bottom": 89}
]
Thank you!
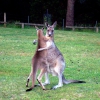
[
  {"left": 51, "top": 59, "right": 65, "bottom": 89},
  {"left": 26, "top": 68, "right": 33, "bottom": 87},
  {"left": 42, "top": 72, "right": 50, "bottom": 86},
  {"left": 37, "top": 68, "right": 47, "bottom": 90},
  {"left": 51, "top": 73, "right": 63, "bottom": 89}
]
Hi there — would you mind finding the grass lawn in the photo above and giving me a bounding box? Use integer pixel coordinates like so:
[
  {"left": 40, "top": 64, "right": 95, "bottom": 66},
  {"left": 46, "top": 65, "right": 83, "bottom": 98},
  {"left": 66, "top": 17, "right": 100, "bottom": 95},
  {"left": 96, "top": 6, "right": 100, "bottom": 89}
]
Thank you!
[{"left": 0, "top": 27, "right": 100, "bottom": 100}]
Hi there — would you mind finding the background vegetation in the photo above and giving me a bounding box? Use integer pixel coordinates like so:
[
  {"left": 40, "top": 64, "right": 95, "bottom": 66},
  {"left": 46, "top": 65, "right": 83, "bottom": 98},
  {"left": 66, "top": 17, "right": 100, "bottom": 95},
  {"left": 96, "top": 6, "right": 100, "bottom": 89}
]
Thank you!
[
  {"left": 1, "top": 0, "right": 100, "bottom": 26},
  {"left": 0, "top": 27, "right": 100, "bottom": 100}
]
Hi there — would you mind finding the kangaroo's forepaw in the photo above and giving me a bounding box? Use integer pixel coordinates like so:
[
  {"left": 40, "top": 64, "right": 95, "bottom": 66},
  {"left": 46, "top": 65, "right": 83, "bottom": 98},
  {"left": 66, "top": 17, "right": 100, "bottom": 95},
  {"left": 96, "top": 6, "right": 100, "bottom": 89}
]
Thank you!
[{"left": 33, "top": 40, "right": 37, "bottom": 45}]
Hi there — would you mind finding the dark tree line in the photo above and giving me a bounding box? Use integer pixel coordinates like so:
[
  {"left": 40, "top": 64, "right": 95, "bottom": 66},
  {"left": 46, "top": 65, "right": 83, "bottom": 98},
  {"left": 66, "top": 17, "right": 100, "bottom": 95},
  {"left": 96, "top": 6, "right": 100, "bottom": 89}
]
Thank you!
[
  {"left": 29, "top": 0, "right": 67, "bottom": 25},
  {"left": 0, "top": 0, "right": 100, "bottom": 26},
  {"left": 0, "top": 0, "right": 30, "bottom": 22}
]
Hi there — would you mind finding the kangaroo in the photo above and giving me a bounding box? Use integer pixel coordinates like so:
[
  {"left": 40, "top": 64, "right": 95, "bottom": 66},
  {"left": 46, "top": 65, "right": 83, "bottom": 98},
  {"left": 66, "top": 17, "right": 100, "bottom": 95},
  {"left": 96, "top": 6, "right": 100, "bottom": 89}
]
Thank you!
[
  {"left": 26, "top": 22, "right": 85, "bottom": 91},
  {"left": 38, "top": 22, "right": 85, "bottom": 89},
  {"left": 26, "top": 27, "right": 50, "bottom": 91}
]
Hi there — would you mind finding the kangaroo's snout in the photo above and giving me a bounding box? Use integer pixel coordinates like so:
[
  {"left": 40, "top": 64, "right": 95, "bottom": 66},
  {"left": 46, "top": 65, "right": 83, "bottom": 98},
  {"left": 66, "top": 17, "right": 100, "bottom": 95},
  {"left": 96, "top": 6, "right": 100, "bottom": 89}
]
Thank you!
[{"left": 48, "top": 33, "right": 52, "bottom": 37}]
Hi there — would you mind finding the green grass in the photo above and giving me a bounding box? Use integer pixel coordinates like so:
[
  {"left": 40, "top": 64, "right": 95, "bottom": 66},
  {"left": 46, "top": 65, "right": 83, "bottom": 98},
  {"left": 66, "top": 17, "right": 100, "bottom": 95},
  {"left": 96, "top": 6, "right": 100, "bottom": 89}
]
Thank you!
[{"left": 0, "top": 27, "right": 100, "bottom": 100}]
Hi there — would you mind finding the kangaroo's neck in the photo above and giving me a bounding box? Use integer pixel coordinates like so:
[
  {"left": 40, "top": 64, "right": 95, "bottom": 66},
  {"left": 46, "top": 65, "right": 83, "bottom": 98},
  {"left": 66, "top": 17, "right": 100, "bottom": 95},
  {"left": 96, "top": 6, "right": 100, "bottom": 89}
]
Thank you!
[{"left": 45, "top": 36, "right": 54, "bottom": 42}]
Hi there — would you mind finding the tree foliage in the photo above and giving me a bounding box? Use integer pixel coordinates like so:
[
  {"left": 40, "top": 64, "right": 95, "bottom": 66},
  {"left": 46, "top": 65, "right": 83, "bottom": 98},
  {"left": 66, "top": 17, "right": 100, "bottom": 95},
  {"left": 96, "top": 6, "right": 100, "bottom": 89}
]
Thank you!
[
  {"left": 29, "top": 0, "right": 66, "bottom": 25},
  {"left": 30, "top": 0, "right": 100, "bottom": 26},
  {"left": 75, "top": 0, "right": 100, "bottom": 26},
  {"left": 1, "top": 0, "right": 100, "bottom": 26}
]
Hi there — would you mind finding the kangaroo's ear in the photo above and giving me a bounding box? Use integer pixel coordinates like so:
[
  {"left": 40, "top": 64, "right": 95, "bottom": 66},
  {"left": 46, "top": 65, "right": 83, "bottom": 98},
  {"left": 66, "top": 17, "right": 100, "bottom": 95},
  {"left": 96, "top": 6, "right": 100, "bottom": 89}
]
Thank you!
[
  {"left": 45, "top": 22, "right": 50, "bottom": 27},
  {"left": 52, "top": 21, "right": 57, "bottom": 28},
  {"left": 35, "top": 26, "right": 39, "bottom": 30}
]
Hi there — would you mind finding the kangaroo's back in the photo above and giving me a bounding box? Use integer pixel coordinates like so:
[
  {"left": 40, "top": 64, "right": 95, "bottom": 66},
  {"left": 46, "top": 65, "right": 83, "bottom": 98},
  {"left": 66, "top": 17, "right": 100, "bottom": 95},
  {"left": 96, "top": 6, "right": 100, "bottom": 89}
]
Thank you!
[
  {"left": 37, "top": 29, "right": 46, "bottom": 49},
  {"left": 26, "top": 27, "right": 49, "bottom": 91}
]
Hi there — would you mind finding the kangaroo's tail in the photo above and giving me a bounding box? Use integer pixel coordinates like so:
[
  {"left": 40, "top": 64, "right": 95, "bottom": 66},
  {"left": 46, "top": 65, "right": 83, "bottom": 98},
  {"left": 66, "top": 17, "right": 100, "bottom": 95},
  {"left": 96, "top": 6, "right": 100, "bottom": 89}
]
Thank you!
[{"left": 62, "top": 74, "right": 86, "bottom": 84}]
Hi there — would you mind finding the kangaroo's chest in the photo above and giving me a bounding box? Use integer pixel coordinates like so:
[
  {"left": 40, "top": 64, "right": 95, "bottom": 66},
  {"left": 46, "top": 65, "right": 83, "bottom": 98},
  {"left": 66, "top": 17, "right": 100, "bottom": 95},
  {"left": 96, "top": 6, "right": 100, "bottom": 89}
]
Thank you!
[
  {"left": 47, "top": 47, "right": 61, "bottom": 62},
  {"left": 46, "top": 40, "right": 55, "bottom": 49},
  {"left": 46, "top": 41, "right": 51, "bottom": 48}
]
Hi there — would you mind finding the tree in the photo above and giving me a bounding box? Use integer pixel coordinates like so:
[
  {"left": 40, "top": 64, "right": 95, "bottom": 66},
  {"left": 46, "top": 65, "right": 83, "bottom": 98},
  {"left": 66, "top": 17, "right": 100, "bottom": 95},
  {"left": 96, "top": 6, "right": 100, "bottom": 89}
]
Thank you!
[{"left": 66, "top": 0, "right": 76, "bottom": 26}]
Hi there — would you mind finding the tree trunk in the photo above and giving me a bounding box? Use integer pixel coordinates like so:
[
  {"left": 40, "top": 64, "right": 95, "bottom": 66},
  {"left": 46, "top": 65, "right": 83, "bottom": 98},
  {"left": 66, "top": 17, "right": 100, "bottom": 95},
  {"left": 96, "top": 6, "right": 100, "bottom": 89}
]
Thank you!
[{"left": 66, "top": 0, "right": 75, "bottom": 26}]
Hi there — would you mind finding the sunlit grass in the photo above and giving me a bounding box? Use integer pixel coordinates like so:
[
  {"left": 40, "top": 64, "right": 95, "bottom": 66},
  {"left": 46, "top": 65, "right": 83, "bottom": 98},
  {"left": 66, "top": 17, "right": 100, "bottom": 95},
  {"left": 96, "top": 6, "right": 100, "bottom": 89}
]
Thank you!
[{"left": 0, "top": 27, "right": 100, "bottom": 100}]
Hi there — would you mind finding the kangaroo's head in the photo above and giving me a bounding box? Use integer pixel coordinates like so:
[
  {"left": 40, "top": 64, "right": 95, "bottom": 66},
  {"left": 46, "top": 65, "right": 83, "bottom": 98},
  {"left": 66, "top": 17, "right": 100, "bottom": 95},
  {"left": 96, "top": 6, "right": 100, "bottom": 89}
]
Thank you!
[
  {"left": 45, "top": 21, "right": 57, "bottom": 37},
  {"left": 35, "top": 26, "right": 44, "bottom": 36},
  {"left": 33, "top": 26, "right": 44, "bottom": 45},
  {"left": 35, "top": 26, "right": 46, "bottom": 48}
]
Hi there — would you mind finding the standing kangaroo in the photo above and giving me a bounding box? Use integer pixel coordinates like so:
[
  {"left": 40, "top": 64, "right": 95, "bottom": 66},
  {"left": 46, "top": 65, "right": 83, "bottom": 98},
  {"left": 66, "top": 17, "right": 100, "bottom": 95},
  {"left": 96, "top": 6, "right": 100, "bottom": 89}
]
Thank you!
[
  {"left": 26, "top": 27, "right": 51, "bottom": 91},
  {"left": 26, "top": 22, "right": 85, "bottom": 91}
]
